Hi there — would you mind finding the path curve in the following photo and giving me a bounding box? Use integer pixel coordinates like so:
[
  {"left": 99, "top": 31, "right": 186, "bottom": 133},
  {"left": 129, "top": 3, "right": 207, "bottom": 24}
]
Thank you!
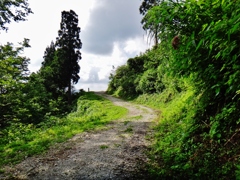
[{"left": 2, "top": 92, "right": 157, "bottom": 180}]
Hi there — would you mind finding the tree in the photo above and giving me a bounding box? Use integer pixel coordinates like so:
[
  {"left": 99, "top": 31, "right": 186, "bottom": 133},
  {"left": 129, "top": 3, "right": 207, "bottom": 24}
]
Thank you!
[
  {"left": 140, "top": 0, "right": 185, "bottom": 47},
  {"left": 0, "top": 0, "right": 32, "bottom": 31},
  {"left": 55, "top": 10, "right": 82, "bottom": 104},
  {"left": 39, "top": 41, "right": 61, "bottom": 98},
  {"left": 139, "top": 0, "right": 157, "bottom": 15},
  {"left": 42, "top": 41, "right": 56, "bottom": 68},
  {"left": 139, "top": 0, "right": 162, "bottom": 47},
  {"left": 0, "top": 41, "right": 30, "bottom": 126}
]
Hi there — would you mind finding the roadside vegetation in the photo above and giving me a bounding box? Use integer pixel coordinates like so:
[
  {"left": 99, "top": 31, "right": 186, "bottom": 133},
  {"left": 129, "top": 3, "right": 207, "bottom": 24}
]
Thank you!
[
  {"left": 0, "top": 92, "right": 127, "bottom": 169},
  {"left": 107, "top": 0, "right": 240, "bottom": 179}
]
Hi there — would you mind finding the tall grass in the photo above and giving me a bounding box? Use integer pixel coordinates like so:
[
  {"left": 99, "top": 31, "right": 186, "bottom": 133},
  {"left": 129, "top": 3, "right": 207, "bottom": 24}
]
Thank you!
[{"left": 0, "top": 92, "right": 127, "bottom": 168}]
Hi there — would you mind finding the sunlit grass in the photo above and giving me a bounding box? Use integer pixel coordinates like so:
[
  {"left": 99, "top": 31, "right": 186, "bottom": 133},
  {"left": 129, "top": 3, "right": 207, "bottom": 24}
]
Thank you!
[
  {"left": 134, "top": 82, "right": 198, "bottom": 176},
  {"left": 135, "top": 87, "right": 196, "bottom": 147},
  {"left": 0, "top": 92, "right": 127, "bottom": 168}
]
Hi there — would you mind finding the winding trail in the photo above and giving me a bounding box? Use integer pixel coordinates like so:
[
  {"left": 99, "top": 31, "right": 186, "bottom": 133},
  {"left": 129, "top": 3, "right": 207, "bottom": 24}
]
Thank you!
[{"left": 2, "top": 92, "right": 157, "bottom": 180}]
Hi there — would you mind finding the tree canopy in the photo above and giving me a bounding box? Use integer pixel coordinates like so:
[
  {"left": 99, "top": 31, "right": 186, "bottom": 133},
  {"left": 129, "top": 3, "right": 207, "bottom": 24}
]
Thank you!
[{"left": 0, "top": 0, "right": 32, "bottom": 31}]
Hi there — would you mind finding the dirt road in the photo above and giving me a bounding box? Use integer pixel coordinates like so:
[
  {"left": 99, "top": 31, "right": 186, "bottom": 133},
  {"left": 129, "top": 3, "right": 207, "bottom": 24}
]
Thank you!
[{"left": 2, "top": 92, "right": 157, "bottom": 180}]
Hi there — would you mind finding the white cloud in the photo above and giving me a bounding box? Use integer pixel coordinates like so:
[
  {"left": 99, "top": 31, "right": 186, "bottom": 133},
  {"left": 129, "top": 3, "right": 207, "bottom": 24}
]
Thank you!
[{"left": 124, "top": 36, "right": 151, "bottom": 55}]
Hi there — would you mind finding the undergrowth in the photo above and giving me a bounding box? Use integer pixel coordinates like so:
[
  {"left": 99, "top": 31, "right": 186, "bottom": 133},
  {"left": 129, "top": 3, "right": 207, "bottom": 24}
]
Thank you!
[
  {"left": 134, "top": 85, "right": 197, "bottom": 178},
  {"left": 0, "top": 92, "right": 127, "bottom": 169},
  {"left": 134, "top": 85, "right": 240, "bottom": 179}
]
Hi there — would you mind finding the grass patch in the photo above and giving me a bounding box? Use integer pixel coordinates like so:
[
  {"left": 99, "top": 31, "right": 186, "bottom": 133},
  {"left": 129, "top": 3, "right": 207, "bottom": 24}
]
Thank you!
[
  {"left": 0, "top": 92, "right": 127, "bottom": 168},
  {"left": 100, "top": 145, "right": 109, "bottom": 149}
]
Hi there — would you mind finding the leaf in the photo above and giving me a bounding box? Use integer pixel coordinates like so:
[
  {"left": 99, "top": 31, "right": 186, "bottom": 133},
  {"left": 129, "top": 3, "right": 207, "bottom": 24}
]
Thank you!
[
  {"left": 217, "top": 133, "right": 221, "bottom": 138},
  {"left": 212, "top": 0, "right": 219, "bottom": 5},
  {"left": 230, "top": 22, "right": 240, "bottom": 34},
  {"left": 206, "top": 21, "right": 215, "bottom": 32},
  {"left": 202, "top": 23, "right": 208, "bottom": 32},
  {"left": 215, "top": 52, "right": 221, "bottom": 59},
  {"left": 195, "top": 39, "right": 203, "bottom": 51},
  {"left": 209, "top": 44, "right": 213, "bottom": 51},
  {"left": 215, "top": 87, "right": 220, "bottom": 96},
  {"left": 221, "top": 0, "right": 225, "bottom": 6}
]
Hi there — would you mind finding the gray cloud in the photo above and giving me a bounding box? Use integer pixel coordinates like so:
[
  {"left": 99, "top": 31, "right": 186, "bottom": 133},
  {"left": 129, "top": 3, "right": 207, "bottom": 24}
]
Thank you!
[
  {"left": 81, "top": 0, "right": 143, "bottom": 55},
  {"left": 87, "top": 67, "right": 100, "bottom": 83},
  {"left": 82, "top": 67, "right": 109, "bottom": 84}
]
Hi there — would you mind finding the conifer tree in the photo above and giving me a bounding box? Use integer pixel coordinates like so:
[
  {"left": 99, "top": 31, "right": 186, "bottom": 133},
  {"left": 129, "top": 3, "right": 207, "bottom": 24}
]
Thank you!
[
  {"left": 55, "top": 10, "right": 82, "bottom": 104},
  {"left": 39, "top": 41, "right": 60, "bottom": 98}
]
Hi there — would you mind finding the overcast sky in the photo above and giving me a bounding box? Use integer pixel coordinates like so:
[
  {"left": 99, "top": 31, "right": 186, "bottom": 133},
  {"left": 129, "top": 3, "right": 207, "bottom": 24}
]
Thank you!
[{"left": 0, "top": 0, "right": 151, "bottom": 91}]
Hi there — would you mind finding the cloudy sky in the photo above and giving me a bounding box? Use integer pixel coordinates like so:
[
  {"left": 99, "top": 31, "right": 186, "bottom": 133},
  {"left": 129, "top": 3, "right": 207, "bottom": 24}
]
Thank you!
[{"left": 0, "top": 0, "right": 152, "bottom": 91}]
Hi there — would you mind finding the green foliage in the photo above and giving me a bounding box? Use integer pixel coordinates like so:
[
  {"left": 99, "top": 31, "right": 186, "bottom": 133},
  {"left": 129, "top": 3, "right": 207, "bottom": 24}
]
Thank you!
[
  {"left": 108, "top": 0, "right": 240, "bottom": 178},
  {"left": 107, "top": 46, "right": 168, "bottom": 98},
  {"left": 39, "top": 41, "right": 61, "bottom": 98},
  {"left": 0, "top": 9, "right": 82, "bottom": 128},
  {"left": 139, "top": 0, "right": 163, "bottom": 46},
  {"left": 0, "top": 41, "right": 69, "bottom": 126},
  {"left": 0, "top": 42, "right": 30, "bottom": 127},
  {"left": 137, "top": 69, "right": 164, "bottom": 94},
  {"left": 18, "top": 72, "right": 69, "bottom": 124},
  {"left": 0, "top": 0, "right": 32, "bottom": 31},
  {"left": 166, "top": 1, "right": 240, "bottom": 177},
  {"left": 107, "top": 63, "right": 139, "bottom": 99},
  {"left": 0, "top": 92, "right": 127, "bottom": 168}
]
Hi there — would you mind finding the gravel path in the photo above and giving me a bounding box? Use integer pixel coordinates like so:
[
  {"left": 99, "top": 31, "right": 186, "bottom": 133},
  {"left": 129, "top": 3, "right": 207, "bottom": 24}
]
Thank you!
[{"left": 2, "top": 92, "right": 157, "bottom": 180}]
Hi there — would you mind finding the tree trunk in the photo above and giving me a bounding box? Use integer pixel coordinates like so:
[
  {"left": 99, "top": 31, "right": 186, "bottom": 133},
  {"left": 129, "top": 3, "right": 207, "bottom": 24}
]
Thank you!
[
  {"left": 68, "top": 79, "right": 72, "bottom": 105},
  {"left": 153, "top": 28, "right": 158, "bottom": 49}
]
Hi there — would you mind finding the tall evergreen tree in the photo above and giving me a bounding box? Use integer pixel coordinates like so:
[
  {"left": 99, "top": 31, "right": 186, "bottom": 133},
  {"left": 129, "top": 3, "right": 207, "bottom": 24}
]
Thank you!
[
  {"left": 55, "top": 10, "right": 82, "bottom": 104},
  {"left": 42, "top": 41, "right": 56, "bottom": 68}
]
